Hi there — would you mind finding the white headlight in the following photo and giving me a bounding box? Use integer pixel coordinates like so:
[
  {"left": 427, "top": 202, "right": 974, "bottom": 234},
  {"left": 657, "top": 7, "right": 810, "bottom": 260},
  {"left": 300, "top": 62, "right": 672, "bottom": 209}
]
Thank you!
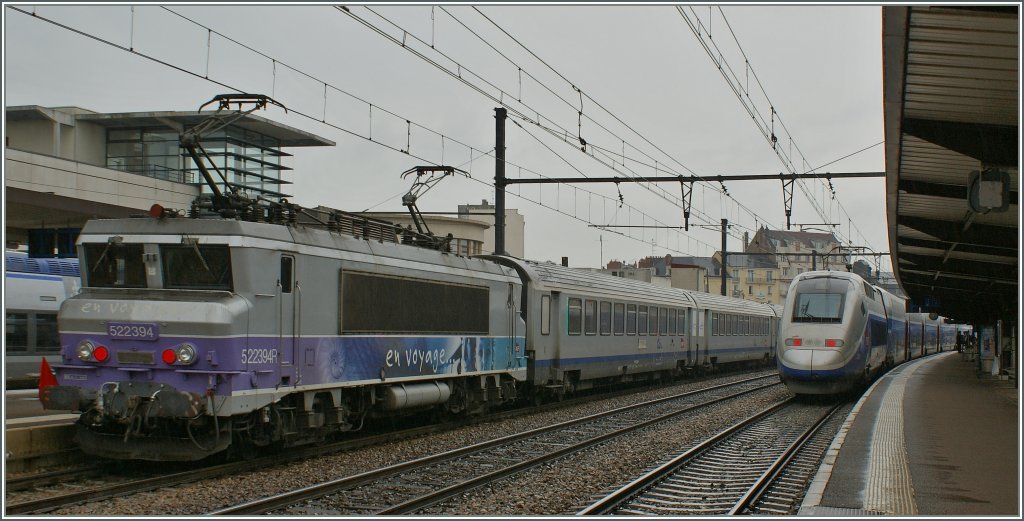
[
  {"left": 177, "top": 344, "right": 197, "bottom": 365},
  {"left": 76, "top": 340, "right": 95, "bottom": 361}
]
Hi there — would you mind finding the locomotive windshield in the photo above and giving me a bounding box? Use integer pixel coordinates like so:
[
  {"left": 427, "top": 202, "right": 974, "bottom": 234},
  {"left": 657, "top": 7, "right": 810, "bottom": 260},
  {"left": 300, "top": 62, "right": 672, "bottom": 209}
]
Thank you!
[
  {"left": 83, "top": 242, "right": 146, "bottom": 288},
  {"left": 161, "top": 244, "right": 233, "bottom": 290},
  {"left": 791, "top": 278, "right": 847, "bottom": 323}
]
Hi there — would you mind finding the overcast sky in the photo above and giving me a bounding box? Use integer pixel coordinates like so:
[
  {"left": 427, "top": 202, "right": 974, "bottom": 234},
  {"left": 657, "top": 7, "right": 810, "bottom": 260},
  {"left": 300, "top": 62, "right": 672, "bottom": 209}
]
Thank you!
[{"left": 3, "top": 3, "right": 890, "bottom": 271}]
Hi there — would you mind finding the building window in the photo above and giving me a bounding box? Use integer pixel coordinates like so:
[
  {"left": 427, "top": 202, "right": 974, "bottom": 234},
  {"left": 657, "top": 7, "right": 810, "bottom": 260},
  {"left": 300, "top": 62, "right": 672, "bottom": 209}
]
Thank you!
[
  {"left": 783, "top": 267, "right": 790, "bottom": 277},
  {"left": 748, "top": 270, "right": 755, "bottom": 281},
  {"left": 749, "top": 285, "right": 753, "bottom": 295},
  {"left": 106, "top": 126, "right": 289, "bottom": 199},
  {"left": 107, "top": 129, "right": 188, "bottom": 183},
  {"left": 766, "top": 271, "right": 773, "bottom": 283}
]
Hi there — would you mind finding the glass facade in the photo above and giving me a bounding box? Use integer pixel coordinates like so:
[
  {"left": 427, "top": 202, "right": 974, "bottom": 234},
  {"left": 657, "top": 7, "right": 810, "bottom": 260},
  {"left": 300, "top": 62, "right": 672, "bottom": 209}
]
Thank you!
[
  {"left": 106, "top": 129, "right": 189, "bottom": 183},
  {"left": 105, "top": 125, "right": 292, "bottom": 199}
]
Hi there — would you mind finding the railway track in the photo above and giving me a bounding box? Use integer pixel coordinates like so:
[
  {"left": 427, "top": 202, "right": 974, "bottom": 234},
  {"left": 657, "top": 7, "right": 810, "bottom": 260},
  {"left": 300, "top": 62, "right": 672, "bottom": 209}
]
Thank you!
[
  {"left": 211, "top": 374, "right": 781, "bottom": 515},
  {"left": 578, "top": 398, "right": 849, "bottom": 515},
  {"left": 5, "top": 369, "right": 776, "bottom": 515}
]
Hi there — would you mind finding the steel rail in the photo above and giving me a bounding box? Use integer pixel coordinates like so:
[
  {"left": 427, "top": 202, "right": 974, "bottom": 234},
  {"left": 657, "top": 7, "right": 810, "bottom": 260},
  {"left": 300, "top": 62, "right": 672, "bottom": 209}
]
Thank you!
[
  {"left": 729, "top": 401, "right": 845, "bottom": 515},
  {"left": 578, "top": 398, "right": 794, "bottom": 515},
  {"left": 211, "top": 375, "right": 780, "bottom": 515},
  {"left": 7, "top": 370, "right": 775, "bottom": 515}
]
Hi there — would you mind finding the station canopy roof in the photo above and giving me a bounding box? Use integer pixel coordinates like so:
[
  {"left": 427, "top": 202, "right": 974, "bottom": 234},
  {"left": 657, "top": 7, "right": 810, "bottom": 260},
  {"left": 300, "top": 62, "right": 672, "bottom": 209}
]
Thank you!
[{"left": 883, "top": 6, "right": 1019, "bottom": 323}]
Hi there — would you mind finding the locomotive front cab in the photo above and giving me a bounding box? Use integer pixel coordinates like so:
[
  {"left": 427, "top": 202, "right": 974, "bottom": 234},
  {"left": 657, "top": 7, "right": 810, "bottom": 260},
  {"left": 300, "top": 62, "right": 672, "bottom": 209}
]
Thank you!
[{"left": 44, "top": 234, "right": 254, "bottom": 460}]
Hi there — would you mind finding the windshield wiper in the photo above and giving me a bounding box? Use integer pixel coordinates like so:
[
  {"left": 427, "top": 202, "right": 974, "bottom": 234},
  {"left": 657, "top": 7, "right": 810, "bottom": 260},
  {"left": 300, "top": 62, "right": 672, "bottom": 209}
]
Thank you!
[{"left": 187, "top": 240, "right": 214, "bottom": 277}]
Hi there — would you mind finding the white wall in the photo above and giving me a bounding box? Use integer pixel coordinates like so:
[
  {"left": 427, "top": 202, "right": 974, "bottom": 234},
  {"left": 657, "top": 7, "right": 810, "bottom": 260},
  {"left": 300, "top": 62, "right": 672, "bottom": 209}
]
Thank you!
[{"left": 5, "top": 148, "right": 198, "bottom": 211}]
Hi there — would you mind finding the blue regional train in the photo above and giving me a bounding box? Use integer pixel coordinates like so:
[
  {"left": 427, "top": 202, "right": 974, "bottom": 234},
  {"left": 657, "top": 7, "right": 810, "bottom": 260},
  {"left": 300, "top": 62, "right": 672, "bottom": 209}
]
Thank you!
[
  {"left": 777, "top": 270, "right": 953, "bottom": 395},
  {"left": 42, "top": 201, "right": 784, "bottom": 461}
]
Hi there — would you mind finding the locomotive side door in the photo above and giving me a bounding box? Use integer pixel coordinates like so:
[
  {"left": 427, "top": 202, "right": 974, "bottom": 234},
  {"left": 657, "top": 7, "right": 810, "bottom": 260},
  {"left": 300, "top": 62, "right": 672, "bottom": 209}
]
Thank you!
[{"left": 277, "top": 255, "right": 297, "bottom": 386}]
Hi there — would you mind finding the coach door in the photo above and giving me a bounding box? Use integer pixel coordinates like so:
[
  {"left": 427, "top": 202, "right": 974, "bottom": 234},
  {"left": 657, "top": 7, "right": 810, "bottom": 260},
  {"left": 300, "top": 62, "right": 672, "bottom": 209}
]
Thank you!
[{"left": 278, "top": 255, "right": 298, "bottom": 386}]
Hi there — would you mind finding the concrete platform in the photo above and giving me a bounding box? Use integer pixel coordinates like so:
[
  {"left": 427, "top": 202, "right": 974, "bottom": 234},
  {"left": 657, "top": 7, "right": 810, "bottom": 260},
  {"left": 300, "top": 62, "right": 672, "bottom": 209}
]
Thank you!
[
  {"left": 5, "top": 389, "right": 81, "bottom": 474},
  {"left": 800, "top": 351, "right": 1019, "bottom": 516}
]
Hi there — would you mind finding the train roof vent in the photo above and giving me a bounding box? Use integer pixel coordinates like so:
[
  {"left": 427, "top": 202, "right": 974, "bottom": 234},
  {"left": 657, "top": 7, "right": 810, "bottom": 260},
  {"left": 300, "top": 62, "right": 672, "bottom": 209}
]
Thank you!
[
  {"left": 48, "top": 258, "right": 82, "bottom": 277},
  {"left": 5, "top": 253, "right": 81, "bottom": 277},
  {"left": 5, "top": 253, "right": 33, "bottom": 273}
]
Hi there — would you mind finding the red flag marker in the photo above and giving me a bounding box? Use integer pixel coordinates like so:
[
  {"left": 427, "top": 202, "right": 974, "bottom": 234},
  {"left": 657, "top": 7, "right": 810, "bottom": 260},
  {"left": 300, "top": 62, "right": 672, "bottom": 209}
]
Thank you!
[{"left": 38, "top": 358, "right": 58, "bottom": 402}]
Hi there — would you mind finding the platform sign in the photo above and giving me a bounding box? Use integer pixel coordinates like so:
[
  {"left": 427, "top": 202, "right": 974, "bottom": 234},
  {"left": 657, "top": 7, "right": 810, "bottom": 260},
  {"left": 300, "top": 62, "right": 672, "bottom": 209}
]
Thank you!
[{"left": 979, "top": 326, "right": 996, "bottom": 361}]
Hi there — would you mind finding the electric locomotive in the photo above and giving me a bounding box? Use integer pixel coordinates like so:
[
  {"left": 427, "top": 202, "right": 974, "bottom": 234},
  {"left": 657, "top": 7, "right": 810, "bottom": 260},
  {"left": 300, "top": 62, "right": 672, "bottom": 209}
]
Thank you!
[{"left": 43, "top": 209, "right": 527, "bottom": 461}]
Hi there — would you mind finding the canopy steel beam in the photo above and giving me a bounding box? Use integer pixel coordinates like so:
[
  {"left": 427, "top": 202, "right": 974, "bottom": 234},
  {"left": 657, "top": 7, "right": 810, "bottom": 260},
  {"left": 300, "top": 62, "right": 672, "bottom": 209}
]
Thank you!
[{"left": 898, "top": 215, "right": 1017, "bottom": 248}]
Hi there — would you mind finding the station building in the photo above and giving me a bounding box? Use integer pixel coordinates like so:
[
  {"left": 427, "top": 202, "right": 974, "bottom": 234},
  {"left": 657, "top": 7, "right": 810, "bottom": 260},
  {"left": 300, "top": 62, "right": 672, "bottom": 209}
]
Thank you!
[
  {"left": 4, "top": 105, "right": 524, "bottom": 260},
  {"left": 4, "top": 104, "right": 334, "bottom": 255}
]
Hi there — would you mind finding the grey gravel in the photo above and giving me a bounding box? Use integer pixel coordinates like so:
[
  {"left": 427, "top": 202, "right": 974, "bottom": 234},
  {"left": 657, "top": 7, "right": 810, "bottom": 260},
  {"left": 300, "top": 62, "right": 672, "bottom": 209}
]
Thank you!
[{"left": 42, "top": 370, "right": 791, "bottom": 516}]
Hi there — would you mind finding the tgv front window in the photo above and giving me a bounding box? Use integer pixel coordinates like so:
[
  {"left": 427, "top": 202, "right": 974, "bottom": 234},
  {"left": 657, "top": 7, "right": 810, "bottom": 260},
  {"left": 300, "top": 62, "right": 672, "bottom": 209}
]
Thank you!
[{"left": 791, "top": 277, "right": 849, "bottom": 323}]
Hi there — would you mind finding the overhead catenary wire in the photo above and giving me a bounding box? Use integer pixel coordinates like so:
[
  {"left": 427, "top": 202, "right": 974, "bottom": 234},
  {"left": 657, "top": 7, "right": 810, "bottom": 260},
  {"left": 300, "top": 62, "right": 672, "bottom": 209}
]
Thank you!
[
  {"left": 676, "top": 6, "right": 882, "bottom": 256},
  {"left": 7, "top": 5, "right": 724, "bottom": 258},
  {"left": 346, "top": 5, "right": 775, "bottom": 238},
  {"left": 448, "top": 5, "right": 781, "bottom": 233}
]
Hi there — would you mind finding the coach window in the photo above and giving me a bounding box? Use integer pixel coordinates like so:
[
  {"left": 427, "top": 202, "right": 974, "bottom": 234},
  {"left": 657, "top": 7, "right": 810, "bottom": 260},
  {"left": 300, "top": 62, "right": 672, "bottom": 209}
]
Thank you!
[
  {"left": 638, "top": 306, "right": 648, "bottom": 336},
  {"left": 668, "top": 309, "right": 676, "bottom": 336},
  {"left": 659, "top": 308, "right": 669, "bottom": 336},
  {"left": 599, "top": 301, "right": 612, "bottom": 335},
  {"left": 678, "top": 309, "right": 687, "bottom": 335},
  {"left": 584, "top": 299, "right": 597, "bottom": 335},
  {"left": 541, "top": 295, "right": 551, "bottom": 335},
  {"left": 626, "top": 304, "right": 637, "bottom": 335},
  {"left": 280, "top": 256, "right": 294, "bottom": 293},
  {"left": 568, "top": 298, "right": 582, "bottom": 335},
  {"left": 612, "top": 303, "right": 625, "bottom": 335},
  {"left": 650, "top": 307, "right": 659, "bottom": 336},
  {"left": 711, "top": 313, "right": 718, "bottom": 336},
  {"left": 5, "top": 313, "right": 27, "bottom": 351},
  {"left": 35, "top": 313, "right": 59, "bottom": 351}
]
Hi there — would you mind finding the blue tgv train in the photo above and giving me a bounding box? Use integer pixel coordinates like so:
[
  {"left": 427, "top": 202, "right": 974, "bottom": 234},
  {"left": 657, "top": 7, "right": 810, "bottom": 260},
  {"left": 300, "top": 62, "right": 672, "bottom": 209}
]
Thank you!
[
  {"left": 4, "top": 251, "right": 81, "bottom": 386},
  {"left": 778, "top": 270, "right": 912, "bottom": 395}
]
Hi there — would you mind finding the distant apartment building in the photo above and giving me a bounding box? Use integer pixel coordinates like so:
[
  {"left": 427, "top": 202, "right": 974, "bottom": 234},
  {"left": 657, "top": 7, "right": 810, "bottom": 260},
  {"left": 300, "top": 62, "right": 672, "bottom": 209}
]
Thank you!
[
  {"left": 745, "top": 226, "right": 847, "bottom": 300},
  {"left": 591, "top": 260, "right": 671, "bottom": 288},
  {"left": 457, "top": 200, "right": 525, "bottom": 258},
  {"left": 622, "top": 227, "right": 849, "bottom": 305}
]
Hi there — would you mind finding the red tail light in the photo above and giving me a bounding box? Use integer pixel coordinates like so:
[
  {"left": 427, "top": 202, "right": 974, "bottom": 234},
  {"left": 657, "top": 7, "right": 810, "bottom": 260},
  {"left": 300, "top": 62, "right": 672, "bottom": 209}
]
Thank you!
[
  {"left": 93, "top": 345, "right": 109, "bottom": 362},
  {"left": 162, "top": 349, "right": 177, "bottom": 364},
  {"left": 785, "top": 337, "right": 802, "bottom": 346},
  {"left": 825, "top": 339, "right": 845, "bottom": 348}
]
